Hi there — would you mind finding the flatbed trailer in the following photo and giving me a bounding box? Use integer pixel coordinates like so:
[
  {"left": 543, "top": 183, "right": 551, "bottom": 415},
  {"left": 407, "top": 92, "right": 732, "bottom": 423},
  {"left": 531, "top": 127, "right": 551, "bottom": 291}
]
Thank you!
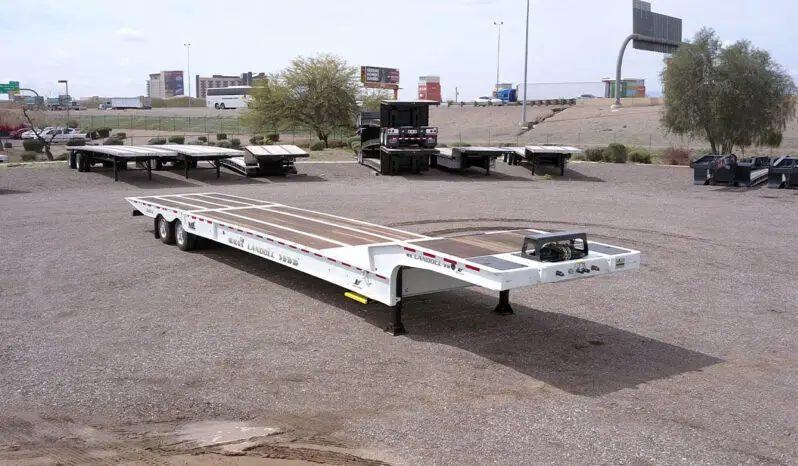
[
  {"left": 67, "top": 145, "right": 244, "bottom": 181},
  {"left": 431, "top": 146, "right": 513, "bottom": 176},
  {"left": 768, "top": 156, "right": 798, "bottom": 189},
  {"left": 220, "top": 145, "right": 309, "bottom": 176},
  {"left": 506, "top": 145, "right": 582, "bottom": 176},
  {"left": 126, "top": 192, "right": 641, "bottom": 335}
]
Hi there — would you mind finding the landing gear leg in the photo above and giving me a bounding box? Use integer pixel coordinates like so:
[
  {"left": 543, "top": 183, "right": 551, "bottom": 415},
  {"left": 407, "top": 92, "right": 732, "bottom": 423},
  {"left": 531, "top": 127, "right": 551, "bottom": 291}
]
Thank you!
[
  {"left": 385, "top": 266, "right": 407, "bottom": 336},
  {"left": 494, "top": 290, "right": 514, "bottom": 315}
]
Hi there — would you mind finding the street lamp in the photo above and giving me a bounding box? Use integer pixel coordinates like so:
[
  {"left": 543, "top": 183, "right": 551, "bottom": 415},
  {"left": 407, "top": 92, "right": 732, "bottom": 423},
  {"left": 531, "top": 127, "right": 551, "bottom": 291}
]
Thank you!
[
  {"left": 493, "top": 21, "right": 503, "bottom": 95},
  {"left": 58, "top": 79, "right": 69, "bottom": 121},
  {"left": 521, "top": 0, "right": 530, "bottom": 125},
  {"left": 183, "top": 43, "right": 191, "bottom": 106}
]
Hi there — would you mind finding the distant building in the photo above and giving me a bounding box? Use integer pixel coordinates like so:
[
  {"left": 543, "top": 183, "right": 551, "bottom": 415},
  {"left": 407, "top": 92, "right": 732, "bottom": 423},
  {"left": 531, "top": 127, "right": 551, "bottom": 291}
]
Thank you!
[
  {"left": 194, "top": 72, "right": 267, "bottom": 99},
  {"left": 147, "top": 71, "right": 184, "bottom": 98},
  {"left": 601, "top": 77, "right": 646, "bottom": 98}
]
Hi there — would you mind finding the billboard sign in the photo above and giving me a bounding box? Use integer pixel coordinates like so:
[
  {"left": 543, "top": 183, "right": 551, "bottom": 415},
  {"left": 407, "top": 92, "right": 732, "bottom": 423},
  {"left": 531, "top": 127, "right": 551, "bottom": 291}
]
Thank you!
[
  {"left": 163, "top": 71, "right": 184, "bottom": 96},
  {"left": 0, "top": 81, "right": 20, "bottom": 94},
  {"left": 361, "top": 66, "right": 400, "bottom": 85},
  {"left": 632, "top": 1, "right": 682, "bottom": 54}
]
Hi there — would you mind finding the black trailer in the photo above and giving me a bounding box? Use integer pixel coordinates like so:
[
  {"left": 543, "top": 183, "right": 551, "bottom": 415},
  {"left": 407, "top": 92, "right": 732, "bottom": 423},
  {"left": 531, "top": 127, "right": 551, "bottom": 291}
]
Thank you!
[
  {"left": 220, "top": 145, "right": 310, "bottom": 176},
  {"left": 690, "top": 154, "right": 728, "bottom": 185},
  {"left": 356, "top": 100, "right": 440, "bottom": 175},
  {"left": 768, "top": 156, "right": 798, "bottom": 189},
  {"left": 431, "top": 146, "right": 513, "bottom": 175}
]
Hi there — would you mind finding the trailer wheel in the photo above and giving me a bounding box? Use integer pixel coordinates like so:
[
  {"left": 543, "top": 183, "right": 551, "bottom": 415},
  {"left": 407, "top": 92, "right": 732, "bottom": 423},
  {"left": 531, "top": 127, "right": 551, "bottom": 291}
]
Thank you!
[
  {"left": 174, "top": 220, "right": 196, "bottom": 251},
  {"left": 158, "top": 216, "right": 175, "bottom": 245},
  {"left": 68, "top": 152, "right": 77, "bottom": 169}
]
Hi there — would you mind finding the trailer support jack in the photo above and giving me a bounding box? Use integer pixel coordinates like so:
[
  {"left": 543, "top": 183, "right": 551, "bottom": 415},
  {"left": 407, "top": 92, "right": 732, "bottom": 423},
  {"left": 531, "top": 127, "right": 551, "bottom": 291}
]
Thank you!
[
  {"left": 385, "top": 267, "right": 407, "bottom": 336},
  {"left": 494, "top": 290, "right": 514, "bottom": 315}
]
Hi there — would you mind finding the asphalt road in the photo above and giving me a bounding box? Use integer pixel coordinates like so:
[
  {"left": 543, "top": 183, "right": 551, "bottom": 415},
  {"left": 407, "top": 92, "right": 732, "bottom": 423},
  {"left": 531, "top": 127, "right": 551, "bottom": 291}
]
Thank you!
[{"left": 0, "top": 159, "right": 796, "bottom": 465}]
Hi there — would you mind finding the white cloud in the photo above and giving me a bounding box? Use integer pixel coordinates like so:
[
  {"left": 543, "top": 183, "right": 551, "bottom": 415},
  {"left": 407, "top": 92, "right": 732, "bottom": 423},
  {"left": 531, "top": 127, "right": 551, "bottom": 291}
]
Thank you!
[
  {"left": 118, "top": 57, "right": 135, "bottom": 67},
  {"left": 48, "top": 48, "right": 71, "bottom": 60},
  {"left": 117, "top": 27, "right": 145, "bottom": 42}
]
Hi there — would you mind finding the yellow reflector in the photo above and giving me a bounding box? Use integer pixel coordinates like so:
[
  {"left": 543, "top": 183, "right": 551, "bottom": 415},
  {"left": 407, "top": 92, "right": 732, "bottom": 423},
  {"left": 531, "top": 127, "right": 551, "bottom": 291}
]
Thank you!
[{"left": 344, "top": 291, "right": 369, "bottom": 304}]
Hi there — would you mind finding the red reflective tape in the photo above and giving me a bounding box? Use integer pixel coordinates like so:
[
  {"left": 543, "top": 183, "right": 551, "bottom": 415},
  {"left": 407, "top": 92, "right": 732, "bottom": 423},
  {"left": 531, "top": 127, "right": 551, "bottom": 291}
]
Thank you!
[
  {"left": 173, "top": 210, "right": 178, "bottom": 213},
  {"left": 301, "top": 249, "right": 310, "bottom": 253},
  {"left": 423, "top": 252, "right": 436, "bottom": 258},
  {"left": 404, "top": 247, "right": 416, "bottom": 252},
  {"left": 376, "top": 274, "right": 387, "bottom": 280},
  {"left": 328, "top": 258, "right": 337, "bottom": 262},
  {"left": 277, "top": 241, "right": 285, "bottom": 245},
  {"left": 314, "top": 253, "right": 323, "bottom": 257},
  {"left": 237, "top": 229, "right": 243, "bottom": 232},
  {"left": 191, "top": 216, "right": 197, "bottom": 219},
  {"left": 465, "top": 264, "right": 480, "bottom": 271},
  {"left": 256, "top": 234, "right": 263, "bottom": 238},
  {"left": 356, "top": 267, "right": 362, "bottom": 271},
  {"left": 208, "top": 221, "right": 213, "bottom": 225},
  {"left": 443, "top": 258, "right": 457, "bottom": 264},
  {"left": 341, "top": 262, "right": 351, "bottom": 268},
  {"left": 247, "top": 232, "right": 253, "bottom": 236},
  {"left": 289, "top": 245, "right": 297, "bottom": 249},
  {"left": 219, "top": 223, "right": 226, "bottom": 227}
]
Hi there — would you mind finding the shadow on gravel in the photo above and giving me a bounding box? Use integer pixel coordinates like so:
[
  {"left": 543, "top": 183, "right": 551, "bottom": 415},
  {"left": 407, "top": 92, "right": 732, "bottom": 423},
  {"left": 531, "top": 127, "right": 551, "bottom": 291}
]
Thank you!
[
  {"left": 88, "top": 168, "right": 199, "bottom": 188},
  {"left": 396, "top": 168, "right": 533, "bottom": 182},
  {"left": 191, "top": 241, "right": 722, "bottom": 397},
  {"left": 520, "top": 164, "right": 606, "bottom": 182},
  {"left": 0, "top": 188, "right": 31, "bottom": 195}
]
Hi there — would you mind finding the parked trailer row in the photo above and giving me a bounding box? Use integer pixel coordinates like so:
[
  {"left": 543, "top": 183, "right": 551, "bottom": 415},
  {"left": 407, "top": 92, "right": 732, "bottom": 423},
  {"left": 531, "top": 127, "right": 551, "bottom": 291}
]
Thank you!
[
  {"left": 690, "top": 154, "right": 798, "bottom": 188},
  {"left": 66, "top": 144, "right": 309, "bottom": 181},
  {"left": 127, "top": 192, "right": 641, "bottom": 335}
]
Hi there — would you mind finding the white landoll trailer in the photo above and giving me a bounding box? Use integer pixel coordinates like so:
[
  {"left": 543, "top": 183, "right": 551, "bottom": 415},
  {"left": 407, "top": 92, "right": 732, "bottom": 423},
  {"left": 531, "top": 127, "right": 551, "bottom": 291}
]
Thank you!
[{"left": 126, "top": 192, "right": 641, "bottom": 335}]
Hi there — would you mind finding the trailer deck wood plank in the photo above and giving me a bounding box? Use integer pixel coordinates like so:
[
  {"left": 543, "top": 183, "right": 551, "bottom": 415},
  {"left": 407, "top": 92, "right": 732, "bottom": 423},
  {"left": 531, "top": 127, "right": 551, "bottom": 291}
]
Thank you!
[
  {"left": 198, "top": 211, "right": 343, "bottom": 250},
  {"left": 231, "top": 207, "right": 391, "bottom": 246},
  {"left": 135, "top": 196, "right": 223, "bottom": 210},
  {"left": 201, "top": 193, "right": 274, "bottom": 206},
  {"left": 412, "top": 231, "right": 531, "bottom": 259},
  {"left": 270, "top": 206, "right": 428, "bottom": 242}
]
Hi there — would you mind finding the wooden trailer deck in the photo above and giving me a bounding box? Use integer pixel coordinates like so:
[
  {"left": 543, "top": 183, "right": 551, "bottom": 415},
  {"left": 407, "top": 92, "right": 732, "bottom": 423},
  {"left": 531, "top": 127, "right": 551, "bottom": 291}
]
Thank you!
[{"left": 131, "top": 193, "right": 548, "bottom": 260}]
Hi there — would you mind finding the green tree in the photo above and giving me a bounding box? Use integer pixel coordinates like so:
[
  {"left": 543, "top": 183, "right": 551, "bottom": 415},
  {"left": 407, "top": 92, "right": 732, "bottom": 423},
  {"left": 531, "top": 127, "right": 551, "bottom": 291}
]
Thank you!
[
  {"left": 660, "top": 27, "right": 797, "bottom": 154},
  {"left": 245, "top": 53, "right": 360, "bottom": 147}
]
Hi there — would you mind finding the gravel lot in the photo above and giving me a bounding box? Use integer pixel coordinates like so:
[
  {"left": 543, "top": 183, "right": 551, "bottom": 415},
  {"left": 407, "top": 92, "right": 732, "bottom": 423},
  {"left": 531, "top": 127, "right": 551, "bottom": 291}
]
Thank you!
[{"left": 0, "top": 159, "right": 796, "bottom": 465}]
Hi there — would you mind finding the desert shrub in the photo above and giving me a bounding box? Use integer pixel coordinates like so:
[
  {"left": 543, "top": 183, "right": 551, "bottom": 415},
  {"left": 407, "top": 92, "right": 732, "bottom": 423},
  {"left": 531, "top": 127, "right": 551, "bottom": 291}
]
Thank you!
[
  {"left": 188, "top": 140, "right": 204, "bottom": 145},
  {"left": 198, "top": 136, "right": 208, "bottom": 143},
  {"left": 327, "top": 139, "right": 346, "bottom": 148},
  {"left": 584, "top": 147, "right": 605, "bottom": 162},
  {"left": 23, "top": 139, "right": 44, "bottom": 153},
  {"left": 249, "top": 135, "right": 264, "bottom": 145},
  {"left": 167, "top": 135, "right": 185, "bottom": 144},
  {"left": 96, "top": 127, "right": 112, "bottom": 138},
  {"left": 605, "top": 143, "right": 628, "bottom": 163},
  {"left": 217, "top": 140, "right": 232, "bottom": 148},
  {"left": 207, "top": 141, "right": 217, "bottom": 146},
  {"left": 66, "top": 119, "right": 78, "bottom": 129},
  {"left": 216, "top": 133, "right": 227, "bottom": 140},
  {"left": 55, "top": 153, "right": 69, "bottom": 161},
  {"left": 265, "top": 132, "right": 279, "bottom": 143},
  {"left": 115, "top": 132, "right": 126, "bottom": 139},
  {"left": 21, "top": 151, "right": 39, "bottom": 161},
  {"left": 231, "top": 138, "right": 241, "bottom": 148},
  {"left": 309, "top": 141, "right": 325, "bottom": 151},
  {"left": 3, "top": 142, "right": 12, "bottom": 149},
  {"left": 664, "top": 147, "right": 690, "bottom": 165},
  {"left": 66, "top": 137, "right": 86, "bottom": 147},
  {"left": 628, "top": 148, "right": 652, "bottom": 164},
  {"left": 450, "top": 142, "right": 472, "bottom": 147},
  {"left": 148, "top": 137, "right": 167, "bottom": 145},
  {"left": 570, "top": 153, "right": 586, "bottom": 161},
  {"left": 103, "top": 137, "right": 123, "bottom": 145},
  {"left": 86, "top": 130, "right": 99, "bottom": 140}
]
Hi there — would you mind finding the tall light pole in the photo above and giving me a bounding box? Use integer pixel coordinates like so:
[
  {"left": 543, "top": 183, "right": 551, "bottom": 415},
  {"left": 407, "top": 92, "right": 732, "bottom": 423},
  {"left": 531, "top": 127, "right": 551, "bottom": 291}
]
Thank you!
[
  {"left": 57, "top": 79, "right": 69, "bottom": 121},
  {"left": 183, "top": 42, "right": 191, "bottom": 106},
  {"left": 521, "top": 0, "right": 530, "bottom": 125},
  {"left": 493, "top": 20, "right": 503, "bottom": 95}
]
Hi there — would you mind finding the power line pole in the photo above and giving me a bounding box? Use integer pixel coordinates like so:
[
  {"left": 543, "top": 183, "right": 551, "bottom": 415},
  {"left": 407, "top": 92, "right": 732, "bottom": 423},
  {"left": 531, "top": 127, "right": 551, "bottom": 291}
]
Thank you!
[
  {"left": 494, "top": 20, "right": 503, "bottom": 95},
  {"left": 521, "top": 0, "right": 530, "bottom": 125},
  {"left": 184, "top": 42, "right": 191, "bottom": 106}
]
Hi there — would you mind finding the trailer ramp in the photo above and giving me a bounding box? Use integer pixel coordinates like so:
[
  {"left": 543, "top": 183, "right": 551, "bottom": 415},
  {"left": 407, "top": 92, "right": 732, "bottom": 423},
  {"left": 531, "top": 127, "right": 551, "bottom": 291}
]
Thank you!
[
  {"left": 432, "top": 146, "right": 513, "bottom": 175},
  {"left": 220, "top": 145, "right": 309, "bottom": 176},
  {"left": 505, "top": 145, "right": 582, "bottom": 176},
  {"left": 768, "top": 156, "right": 798, "bottom": 189},
  {"left": 126, "top": 192, "right": 640, "bottom": 335}
]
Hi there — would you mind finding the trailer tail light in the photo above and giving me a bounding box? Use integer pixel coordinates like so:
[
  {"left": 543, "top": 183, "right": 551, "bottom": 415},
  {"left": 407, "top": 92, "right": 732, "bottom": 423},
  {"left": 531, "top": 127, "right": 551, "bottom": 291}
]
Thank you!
[
  {"left": 424, "top": 127, "right": 438, "bottom": 135},
  {"left": 386, "top": 128, "right": 399, "bottom": 135}
]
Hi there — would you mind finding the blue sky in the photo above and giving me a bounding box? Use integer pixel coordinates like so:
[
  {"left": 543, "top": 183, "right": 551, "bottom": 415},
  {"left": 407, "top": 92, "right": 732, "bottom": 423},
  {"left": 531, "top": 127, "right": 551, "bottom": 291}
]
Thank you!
[{"left": 1, "top": 0, "right": 796, "bottom": 101}]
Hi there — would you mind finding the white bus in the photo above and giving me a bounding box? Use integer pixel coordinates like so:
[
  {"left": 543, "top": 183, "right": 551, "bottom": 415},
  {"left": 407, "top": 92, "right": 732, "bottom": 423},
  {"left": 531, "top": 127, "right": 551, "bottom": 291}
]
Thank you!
[{"left": 205, "top": 85, "right": 253, "bottom": 109}]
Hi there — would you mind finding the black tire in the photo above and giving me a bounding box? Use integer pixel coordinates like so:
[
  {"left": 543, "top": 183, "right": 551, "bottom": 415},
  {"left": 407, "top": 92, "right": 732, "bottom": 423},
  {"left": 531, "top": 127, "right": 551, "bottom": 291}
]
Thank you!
[
  {"left": 158, "top": 216, "right": 175, "bottom": 245},
  {"left": 68, "top": 152, "right": 77, "bottom": 169},
  {"left": 175, "top": 220, "right": 196, "bottom": 251}
]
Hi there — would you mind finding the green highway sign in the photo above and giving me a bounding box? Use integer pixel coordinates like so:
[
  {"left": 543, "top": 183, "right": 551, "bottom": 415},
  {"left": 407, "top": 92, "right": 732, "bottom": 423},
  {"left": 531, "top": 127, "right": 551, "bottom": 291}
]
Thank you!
[{"left": 0, "top": 81, "right": 20, "bottom": 93}]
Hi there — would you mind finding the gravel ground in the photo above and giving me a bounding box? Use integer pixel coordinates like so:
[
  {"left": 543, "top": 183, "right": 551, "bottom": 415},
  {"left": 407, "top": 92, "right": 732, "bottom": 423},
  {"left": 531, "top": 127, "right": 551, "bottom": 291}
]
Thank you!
[{"left": 0, "top": 159, "right": 796, "bottom": 465}]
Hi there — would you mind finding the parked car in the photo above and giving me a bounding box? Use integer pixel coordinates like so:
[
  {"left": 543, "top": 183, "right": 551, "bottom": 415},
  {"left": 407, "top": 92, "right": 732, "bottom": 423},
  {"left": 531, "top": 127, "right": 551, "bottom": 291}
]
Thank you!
[
  {"left": 40, "top": 127, "right": 91, "bottom": 144},
  {"left": 473, "top": 96, "right": 504, "bottom": 107}
]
